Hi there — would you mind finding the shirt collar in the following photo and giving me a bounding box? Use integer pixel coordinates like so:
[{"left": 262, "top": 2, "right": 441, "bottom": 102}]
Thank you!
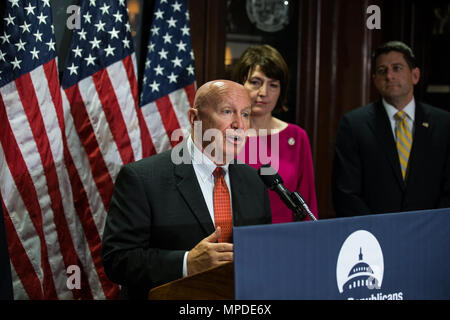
[
  {"left": 382, "top": 98, "right": 416, "bottom": 122},
  {"left": 187, "top": 135, "right": 229, "bottom": 181}
]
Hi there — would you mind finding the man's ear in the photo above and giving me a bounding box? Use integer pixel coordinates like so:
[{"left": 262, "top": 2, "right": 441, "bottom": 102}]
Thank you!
[
  {"left": 412, "top": 67, "right": 420, "bottom": 85},
  {"left": 188, "top": 108, "right": 198, "bottom": 126}
]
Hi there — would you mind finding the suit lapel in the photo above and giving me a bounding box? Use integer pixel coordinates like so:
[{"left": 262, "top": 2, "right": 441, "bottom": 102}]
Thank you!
[
  {"left": 228, "top": 163, "right": 248, "bottom": 226},
  {"left": 406, "top": 103, "right": 429, "bottom": 186},
  {"left": 173, "top": 147, "right": 215, "bottom": 236},
  {"left": 367, "top": 101, "right": 405, "bottom": 189},
  {"left": 172, "top": 142, "right": 251, "bottom": 234}
]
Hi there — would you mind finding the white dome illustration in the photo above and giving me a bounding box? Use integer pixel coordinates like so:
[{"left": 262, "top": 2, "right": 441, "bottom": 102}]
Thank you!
[{"left": 336, "top": 230, "right": 384, "bottom": 294}]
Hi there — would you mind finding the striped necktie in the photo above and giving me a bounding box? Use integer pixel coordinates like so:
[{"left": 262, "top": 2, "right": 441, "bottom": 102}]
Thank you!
[
  {"left": 395, "top": 111, "right": 413, "bottom": 180},
  {"left": 213, "top": 167, "right": 232, "bottom": 243}
]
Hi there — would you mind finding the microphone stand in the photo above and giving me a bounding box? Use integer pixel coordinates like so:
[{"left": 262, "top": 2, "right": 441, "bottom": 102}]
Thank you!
[
  {"left": 291, "top": 191, "right": 317, "bottom": 221},
  {"left": 258, "top": 164, "right": 318, "bottom": 222}
]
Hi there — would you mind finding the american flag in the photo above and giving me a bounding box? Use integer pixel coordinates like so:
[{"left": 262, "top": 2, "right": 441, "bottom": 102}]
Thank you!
[
  {"left": 61, "top": 0, "right": 155, "bottom": 299},
  {"left": 0, "top": 0, "right": 98, "bottom": 299},
  {"left": 140, "top": 0, "right": 196, "bottom": 152},
  {"left": 0, "top": 0, "right": 157, "bottom": 299}
]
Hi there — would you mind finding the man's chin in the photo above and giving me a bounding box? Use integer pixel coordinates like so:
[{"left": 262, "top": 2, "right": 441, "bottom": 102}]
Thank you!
[
  {"left": 219, "top": 144, "right": 243, "bottom": 164},
  {"left": 382, "top": 86, "right": 409, "bottom": 96},
  {"left": 227, "top": 140, "right": 245, "bottom": 152}
]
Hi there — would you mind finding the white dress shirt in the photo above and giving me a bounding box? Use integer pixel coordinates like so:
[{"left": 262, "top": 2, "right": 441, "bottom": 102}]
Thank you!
[
  {"left": 182, "top": 135, "right": 233, "bottom": 276},
  {"left": 188, "top": 135, "right": 233, "bottom": 224}
]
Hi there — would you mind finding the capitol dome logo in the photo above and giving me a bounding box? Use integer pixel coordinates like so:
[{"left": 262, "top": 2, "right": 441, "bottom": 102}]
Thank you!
[{"left": 336, "top": 230, "right": 384, "bottom": 295}]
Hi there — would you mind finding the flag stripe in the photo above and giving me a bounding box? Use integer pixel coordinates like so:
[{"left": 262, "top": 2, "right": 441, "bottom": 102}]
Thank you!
[
  {"left": 47, "top": 60, "right": 115, "bottom": 299},
  {"left": 0, "top": 118, "right": 45, "bottom": 300},
  {"left": 141, "top": 101, "right": 171, "bottom": 153},
  {"left": 107, "top": 55, "right": 143, "bottom": 161},
  {"left": 168, "top": 87, "right": 192, "bottom": 132},
  {"left": 61, "top": 92, "right": 106, "bottom": 233},
  {"left": 59, "top": 0, "right": 142, "bottom": 299},
  {"left": 39, "top": 63, "right": 96, "bottom": 299},
  {"left": 184, "top": 82, "right": 196, "bottom": 108},
  {"left": 60, "top": 92, "right": 117, "bottom": 299},
  {"left": 77, "top": 77, "right": 124, "bottom": 179},
  {"left": 0, "top": 87, "right": 58, "bottom": 299},
  {"left": 64, "top": 85, "right": 115, "bottom": 210},
  {"left": 9, "top": 264, "right": 29, "bottom": 299},
  {"left": 0, "top": 141, "right": 44, "bottom": 283},
  {"left": 109, "top": 60, "right": 141, "bottom": 160},
  {"left": 123, "top": 55, "right": 155, "bottom": 157},
  {"left": 155, "top": 95, "right": 182, "bottom": 147},
  {"left": 16, "top": 71, "right": 95, "bottom": 299},
  {"left": 92, "top": 68, "right": 135, "bottom": 165},
  {"left": 1, "top": 200, "right": 43, "bottom": 300},
  {"left": 167, "top": 85, "right": 195, "bottom": 140},
  {"left": 58, "top": 141, "right": 112, "bottom": 299},
  {"left": 42, "top": 60, "right": 105, "bottom": 299}
]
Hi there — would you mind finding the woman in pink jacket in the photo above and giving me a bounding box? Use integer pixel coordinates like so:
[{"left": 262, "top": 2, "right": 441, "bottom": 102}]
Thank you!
[{"left": 233, "top": 44, "right": 318, "bottom": 223}]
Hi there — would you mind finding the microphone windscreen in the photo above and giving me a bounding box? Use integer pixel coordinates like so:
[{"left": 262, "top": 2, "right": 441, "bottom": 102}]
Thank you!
[{"left": 257, "top": 164, "right": 283, "bottom": 189}]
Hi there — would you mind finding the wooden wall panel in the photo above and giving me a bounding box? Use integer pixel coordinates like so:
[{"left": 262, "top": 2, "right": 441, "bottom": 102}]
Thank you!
[
  {"left": 188, "top": 0, "right": 226, "bottom": 86},
  {"left": 188, "top": 0, "right": 207, "bottom": 86},
  {"left": 297, "top": 0, "right": 383, "bottom": 219}
]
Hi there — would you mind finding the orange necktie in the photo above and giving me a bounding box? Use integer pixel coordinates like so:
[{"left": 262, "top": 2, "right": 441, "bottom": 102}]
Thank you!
[{"left": 213, "top": 167, "right": 232, "bottom": 243}]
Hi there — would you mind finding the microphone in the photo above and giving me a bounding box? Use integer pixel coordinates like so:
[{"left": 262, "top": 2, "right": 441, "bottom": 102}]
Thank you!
[{"left": 257, "top": 164, "right": 317, "bottom": 221}]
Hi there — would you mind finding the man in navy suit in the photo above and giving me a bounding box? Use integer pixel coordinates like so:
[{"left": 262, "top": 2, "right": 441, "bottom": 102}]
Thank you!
[
  {"left": 102, "top": 80, "right": 272, "bottom": 299},
  {"left": 332, "top": 41, "right": 450, "bottom": 217}
]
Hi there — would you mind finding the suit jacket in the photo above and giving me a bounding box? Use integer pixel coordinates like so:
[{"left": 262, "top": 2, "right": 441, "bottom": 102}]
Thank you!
[
  {"left": 101, "top": 142, "right": 272, "bottom": 299},
  {"left": 332, "top": 100, "right": 450, "bottom": 217}
]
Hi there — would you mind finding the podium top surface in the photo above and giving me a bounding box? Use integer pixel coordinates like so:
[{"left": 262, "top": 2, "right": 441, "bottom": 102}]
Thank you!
[{"left": 148, "top": 262, "right": 234, "bottom": 300}]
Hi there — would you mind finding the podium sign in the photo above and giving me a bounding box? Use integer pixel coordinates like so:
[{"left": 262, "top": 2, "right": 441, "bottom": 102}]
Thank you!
[{"left": 233, "top": 208, "right": 450, "bottom": 300}]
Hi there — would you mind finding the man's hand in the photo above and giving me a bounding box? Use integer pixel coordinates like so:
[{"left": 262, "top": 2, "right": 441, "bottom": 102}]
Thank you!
[{"left": 186, "top": 227, "right": 233, "bottom": 276}]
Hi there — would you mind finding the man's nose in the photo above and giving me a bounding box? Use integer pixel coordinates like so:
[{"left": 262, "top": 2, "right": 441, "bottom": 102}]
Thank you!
[
  {"left": 386, "top": 68, "right": 395, "bottom": 80},
  {"left": 231, "top": 113, "right": 245, "bottom": 129}
]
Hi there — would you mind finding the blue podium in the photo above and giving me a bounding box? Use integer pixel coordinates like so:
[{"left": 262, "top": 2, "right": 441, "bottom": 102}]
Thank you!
[{"left": 233, "top": 208, "right": 450, "bottom": 300}]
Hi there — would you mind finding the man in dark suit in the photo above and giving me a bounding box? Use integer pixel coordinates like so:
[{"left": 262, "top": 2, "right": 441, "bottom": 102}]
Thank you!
[
  {"left": 102, "top": 80, "right": 272, "bottom": 299},
  {"left": 332, "top": 41, "right": 450, "bottom": 217}
]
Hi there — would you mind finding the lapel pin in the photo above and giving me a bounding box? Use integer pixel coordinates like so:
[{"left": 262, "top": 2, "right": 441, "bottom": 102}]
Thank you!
[
  {"left": 422, "top": 122, "right": 429, "bottom": 128},
  {"left": 288, "top": 137, "right": 295, "bottom": 146}
]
